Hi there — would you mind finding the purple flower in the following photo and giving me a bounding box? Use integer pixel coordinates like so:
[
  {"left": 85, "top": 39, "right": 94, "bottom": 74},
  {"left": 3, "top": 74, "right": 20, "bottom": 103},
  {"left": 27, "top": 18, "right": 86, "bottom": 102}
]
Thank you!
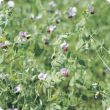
[
  {"left": 43, "top": 39, "right": 50, "bottom": 45},
  {"left": 37, "top": 15, "right": 42, "bottom": 20},
  {"left": 60, "top": 43, "right": 69, "bottom": 51},
  {"left": 49, "top": 1, "right": 57, "bottom": 7},
  {"left": 89, "top": 7, "right": 94, "bottom": 12},
  {"left": 76, "top": 0, "right": 79, "bottom": 3},
  {"left": 60, "top": 68, "right": 69, "bottom": 77},
  {"left": 49, "top": 25, "right": 57, "bottom": 31},
  {"left": 69, "top": 7, "right": 77, "bottom": 17},
  {"left": 30, "top": 13, "right": 34, "bottom": 19},
  {"left": 55, "top": 18, "right": 60, "bottom": 24},
  {"left": 89, "top": 7, "right": 94, "bottom": 14},
  {"left": 19, "top": 31, "right": 27, "bottom": 38},
  {"left": 2, "top": 74, "right": 6, "bottom": 79},
  {"left": 13, "top": 86, "right": 21, "bottom": 94},
  {"left": 0, "top": 43, "right": 5, "bottom": 47},
  {"left": 104, "top": 69, "right": 110, "bottom": 73},
  {"left": 8, "top": 108, "right": 18, "bottom": 110},
  {"left": 38, "top": 73, "right": 47, "bottom": 80},
  {"left": 55, "top": 10, "right": 61, "bottom": 15},
  {"left": 0, "top": 42, "right": 7, "bottom": 49},
  {"left": 47, "top": 25, "right": 57, "bottom": 33},
  {"left": 7, "top": 1, "right": 14, "bottom": 8}
]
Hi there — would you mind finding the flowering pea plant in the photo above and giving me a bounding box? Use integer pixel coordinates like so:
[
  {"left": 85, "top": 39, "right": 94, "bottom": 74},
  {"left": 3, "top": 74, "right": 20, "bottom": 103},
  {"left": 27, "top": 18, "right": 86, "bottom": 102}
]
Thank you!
[{"left": 0, "top": 0, "right": 110, "bottom": 110}]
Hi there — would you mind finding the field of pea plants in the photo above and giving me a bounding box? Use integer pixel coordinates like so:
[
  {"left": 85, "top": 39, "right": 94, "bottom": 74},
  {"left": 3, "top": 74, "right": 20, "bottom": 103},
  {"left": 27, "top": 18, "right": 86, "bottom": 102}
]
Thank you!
[{"left": 0, "top": 0, "right": 110, "bottom": 110}]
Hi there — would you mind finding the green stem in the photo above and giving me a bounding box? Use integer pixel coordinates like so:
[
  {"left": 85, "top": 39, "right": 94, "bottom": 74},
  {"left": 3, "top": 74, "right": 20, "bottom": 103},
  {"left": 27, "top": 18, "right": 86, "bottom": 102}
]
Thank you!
[
  {"left": 91, "top": 36, "right": 110, "bottom": 54},
  {"left": 48, "top": 88, "right": 50, "bottom": 110},
  {"left": 96, "top": 49, "right": 110, "bottom": 70}
]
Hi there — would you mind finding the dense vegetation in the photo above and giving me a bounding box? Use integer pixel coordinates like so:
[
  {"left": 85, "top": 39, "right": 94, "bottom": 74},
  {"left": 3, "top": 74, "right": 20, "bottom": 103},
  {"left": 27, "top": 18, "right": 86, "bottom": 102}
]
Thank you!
[{"left": 0, "top": 0, "right": 110, "bottom": 110}]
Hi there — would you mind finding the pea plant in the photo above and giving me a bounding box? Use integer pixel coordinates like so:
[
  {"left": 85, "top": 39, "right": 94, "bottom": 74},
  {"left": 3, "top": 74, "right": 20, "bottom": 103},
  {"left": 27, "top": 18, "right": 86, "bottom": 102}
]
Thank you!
[{"left": 0, "top": 0, "right": 110, "bottom": 110}]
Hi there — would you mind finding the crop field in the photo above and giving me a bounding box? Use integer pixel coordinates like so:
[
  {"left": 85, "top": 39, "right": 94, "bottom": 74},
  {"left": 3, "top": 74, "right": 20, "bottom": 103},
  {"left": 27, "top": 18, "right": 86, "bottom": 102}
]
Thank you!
[{"left": 0, "top": 0, "right": 110, "bottom": 110}]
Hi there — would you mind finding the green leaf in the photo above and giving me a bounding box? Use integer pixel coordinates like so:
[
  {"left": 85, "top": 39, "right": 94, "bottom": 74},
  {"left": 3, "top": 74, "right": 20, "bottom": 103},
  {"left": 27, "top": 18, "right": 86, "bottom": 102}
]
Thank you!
[
  {"left": 69, "top": 76, "right": 74, "bottom": 86},
  {"left": 75, "top": 39, "right": 84, "bottom": 50},
  {"left": 0, "top": 54, "right": 4, "bottom": 64},
  {"left": 59, "top": 34, "right": 68, "bottom": 38},
  {"left": 31, "top": 75, "right": 36, "bottom": 81},
  {"left": 14, "top": 36, "right": 23, "bottom": 43},
  {"left": 12, "top": 100, "right": 18, "bottom": 104},
  {"left": 79, "top": 60, "right": 85, "bottom": 66},
  {"left": 82, "top": 95, "right": 88, "bottom": 101}
]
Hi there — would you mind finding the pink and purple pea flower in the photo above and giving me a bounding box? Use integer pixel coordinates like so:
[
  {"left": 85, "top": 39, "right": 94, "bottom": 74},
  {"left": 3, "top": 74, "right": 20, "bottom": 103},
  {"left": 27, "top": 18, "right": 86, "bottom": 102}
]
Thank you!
[
  {"left": 30, "top": 13, "right": 34, "bottom": 19},
  {"left": 55, "top": 9, "right": 61, "bottom": 15},
  {"left": 60, "top": 68, "right": 69, "bottom": 77},
  {"left": 7, "top": 1, "right": 14, "bottom": 8},
  {"left": 60, "top": 42, "right": 69, "bottom": 51},
  {"left": 0, "top": 42, "right": 7, "bottom": 49},
  {"left": 89, "top": 7, "right": 94, "bottom": 14},
  {"left": 47, "top": 25, "right": 57, "bottom": 34},
  {"left": 68, "top": 7, "right": 77, "bottom": 18},
  {"left": 43, "top": 39, "right": 50, "bottom": 45},
  {"left": 38, "top": 73, "right": 47, "bottom": 80}
]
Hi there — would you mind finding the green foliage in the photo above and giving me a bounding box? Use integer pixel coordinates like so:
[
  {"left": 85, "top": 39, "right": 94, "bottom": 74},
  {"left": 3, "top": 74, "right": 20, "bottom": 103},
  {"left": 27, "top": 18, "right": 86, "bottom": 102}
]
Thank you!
[{"left": 0, "top": 0, "right": 110, "bottom": 110}]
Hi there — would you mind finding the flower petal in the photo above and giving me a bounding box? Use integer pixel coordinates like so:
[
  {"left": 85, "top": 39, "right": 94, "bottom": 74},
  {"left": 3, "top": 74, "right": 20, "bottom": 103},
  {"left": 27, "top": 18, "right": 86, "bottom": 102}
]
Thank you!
[
  {"left": 89, "top": 7, "right": 94, "bottom": 12},
  {"left": 72, "top": 7, "right": 77, "bottom": 12},
  {"left": 2, "top": 74, "right": 6, "bottom": 79},
  {"left": 0, "top": 43, "right": 5, "bottom": 47},
  {"left": 60, "top": 68, "right": 67, "bottom": 74},
  {"left": 23, "top": 31, "right": 27, "bottom": 36},
  {"left": 60, "top": 43, "right": 69, "bottom": 48},
  {"left": 49, "top": 25, "right": 54, "bottom": 31},
  {"left": 7, "top": 1, "right": 14, "bottom": 8},
  {"left": 66, "top": 69, "right": 69, "bottom": 73},
  {"left": 19, "top": 31, "right": 24, "bottom": 36},
  {"left": 38, "top": 73, "right": 44, "bottom": 79},
  {"left": 13, "top": 86, "right": 21, "bottom": 93},
  {"left": 30, "top": 13, "right": 34, "bottom": 19},
  {"left": 42, "top": 74, "right": 47, "bottom": 80},
  {"left": 45, "top": 39, "right": 50, "bottom": 43},
  {"left": 37, "top": 15, "right": 42, "bottom": 20}
]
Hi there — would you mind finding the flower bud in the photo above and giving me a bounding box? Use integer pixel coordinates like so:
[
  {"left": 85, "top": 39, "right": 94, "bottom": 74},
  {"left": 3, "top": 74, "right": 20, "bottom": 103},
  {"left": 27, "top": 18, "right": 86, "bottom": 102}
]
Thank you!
[
  {"left": 91, "top": 11, "right": 95, "bottom": 14},
  {"left": 47, "top": 30, "right": 50, "bottom": 34},
  {"left": 3, "top": 45, "right": 7, "bottom": 49},
  {"left": 68, "top": 15, "right": 72, "bottom": 19},
  {"left": 63, "top": 47, "right": 67, "bottom": 51},
  {"left": 64, "top": 73, "right": 68, "bottom": 77}
]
